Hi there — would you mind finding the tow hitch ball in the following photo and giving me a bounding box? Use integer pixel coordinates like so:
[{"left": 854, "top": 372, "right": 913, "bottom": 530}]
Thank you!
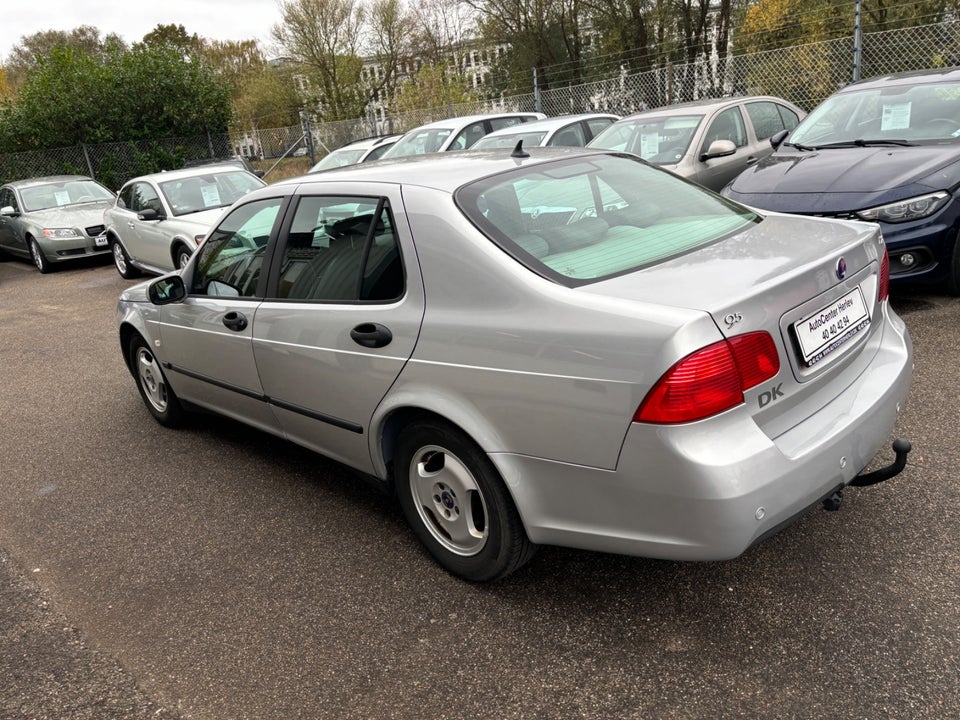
[{"left": 822, "top": 438, "right": 912, "bottom": 512}]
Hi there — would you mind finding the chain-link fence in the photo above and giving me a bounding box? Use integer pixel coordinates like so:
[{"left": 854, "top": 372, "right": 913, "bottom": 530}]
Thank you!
[{"left": 2, "top": 20, "right": 959, "bottom": 189}]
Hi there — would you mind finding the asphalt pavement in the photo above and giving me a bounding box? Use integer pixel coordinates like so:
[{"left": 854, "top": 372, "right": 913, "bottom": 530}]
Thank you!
[{"left": 0, "top": 254, "right": 958, "bottom": 720}]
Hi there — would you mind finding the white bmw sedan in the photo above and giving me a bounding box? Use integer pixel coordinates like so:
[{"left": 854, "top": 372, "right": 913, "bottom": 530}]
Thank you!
[{"left": 117, "top": 148, "right": 913, "bottom": 582}]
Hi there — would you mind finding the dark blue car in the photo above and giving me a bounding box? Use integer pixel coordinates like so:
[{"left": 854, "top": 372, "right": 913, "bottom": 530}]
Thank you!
[{"left": 722, "top": 67, "right": 960, "bottom": 293}]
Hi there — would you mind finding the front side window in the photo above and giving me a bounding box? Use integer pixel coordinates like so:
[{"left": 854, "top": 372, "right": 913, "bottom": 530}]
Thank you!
[
  {"left": 457, "top": 155, "right": 758, "bottom": 285},
  {"left": 191, "top": 198, "right": 283, "bottom": 297},
  {"left": 547, "top": 123, "right": 587, "bottom": 147},
  {"left": 451, "top": 121, "right": 489, "bottom": 150},
  {"left": 702, "top": 107, "right": 748, "bottom": 151},
  {"left": 274, "top": 196, "right": 403, "bottom": 302},
  {"left": 745, "top": 101, "right": 787, "bottom": 141},
  {"left": 0, "top": 188, "right": 18, "bottom": 212},
  {"left": 130, "top": 183, "right": 163, "bottom": 215}
]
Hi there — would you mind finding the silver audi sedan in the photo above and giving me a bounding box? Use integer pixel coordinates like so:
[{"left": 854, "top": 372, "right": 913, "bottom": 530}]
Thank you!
[{"left": 116, "top": 148, "right": 913, "bottom": 581}]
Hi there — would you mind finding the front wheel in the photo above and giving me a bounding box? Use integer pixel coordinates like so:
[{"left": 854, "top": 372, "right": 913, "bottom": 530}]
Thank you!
[
  {"left": 28, "top": 238, "right": 50, "bottom": 273},
  {"left": 128, "top": 334, "right": 184, "bottom": 427},
  {"left": 395, "top": 419, "right": 535, "bottom": 582},
  {"left": 948, "top": 234, "right": 960, "bottom": 296},
  {"left": 113, "top": 239, "right": 142, "bottom": 279},
  {"left": 173, "top": 244, "right": 192, "bottom": 270}
]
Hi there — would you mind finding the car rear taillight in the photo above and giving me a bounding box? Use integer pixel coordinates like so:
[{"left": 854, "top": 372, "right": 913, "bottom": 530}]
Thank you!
[
  {"left": 878, "top": 246, "right": 890, "bottom": 302},
  {"left": 634, "top": 331, "right": 780, "bottom": 424}
]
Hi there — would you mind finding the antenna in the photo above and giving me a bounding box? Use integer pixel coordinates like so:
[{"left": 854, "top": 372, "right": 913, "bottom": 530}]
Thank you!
[{"left": 511, "top": 139, "right": 530, "bottom": 159}]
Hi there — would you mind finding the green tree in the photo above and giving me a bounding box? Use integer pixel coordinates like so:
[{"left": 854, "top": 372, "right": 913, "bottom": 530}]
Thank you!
[
  {"left": 3, "top": 26, "right": 125, "bottom": 95},
  {"left": 0, "top": 43, "right": 231, "bottom": 151}
]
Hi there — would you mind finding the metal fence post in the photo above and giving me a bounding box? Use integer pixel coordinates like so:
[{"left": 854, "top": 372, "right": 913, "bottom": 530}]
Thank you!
[
  {"left": 853, "top": 0, "right": 862, "bottom": 82},
  {"left": 81, "top": 143, "right": 95, "bottom": 179},
  {"left": 533, "top": 67, "right": 542, "bottom": 114}
]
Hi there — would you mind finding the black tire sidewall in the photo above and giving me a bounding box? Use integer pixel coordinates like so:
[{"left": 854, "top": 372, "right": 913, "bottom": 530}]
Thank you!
[
  {"left": 113, "top": 239, "right": 140, "bottom": 279},
  {"left": 127, "top": 334, "right": 183, "bottom": 426},
  {"left": 395, "top": 420, "right": 528, "bottom": 582},
  {"left": 29, "top": 239, "right": 49, "bottom": 273}
]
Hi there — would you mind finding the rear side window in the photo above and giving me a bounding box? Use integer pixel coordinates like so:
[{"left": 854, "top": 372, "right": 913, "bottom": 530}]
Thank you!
[
  {"left": 457, "top": 155, "right": 757, "bottom": 285},
  {"left": 273, "top": 196, "right": 403, "bottom": 302}
]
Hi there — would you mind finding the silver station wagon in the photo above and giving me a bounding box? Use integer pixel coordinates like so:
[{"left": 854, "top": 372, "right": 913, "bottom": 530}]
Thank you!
[{"left": 116, "top": 148, "right": 913, "bottom": 581}]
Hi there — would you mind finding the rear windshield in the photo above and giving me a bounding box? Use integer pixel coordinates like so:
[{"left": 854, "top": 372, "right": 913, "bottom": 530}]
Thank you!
[{"left": 456, "top": 154, "right": 758, "bottom": 285}]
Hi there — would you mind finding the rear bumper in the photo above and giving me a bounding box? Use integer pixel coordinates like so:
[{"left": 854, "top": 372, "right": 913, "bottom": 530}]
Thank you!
[{"left": 493, "top": 304, "right": 913, "bottom": 560}]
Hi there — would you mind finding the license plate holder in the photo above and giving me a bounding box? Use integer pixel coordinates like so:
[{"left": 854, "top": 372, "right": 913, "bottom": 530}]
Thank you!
[
  {"left": 94, "top": 233, "right": 108, "bottom": 248},
  {"left": 794, "top": 286, "right": 870, "bottom": 366}
]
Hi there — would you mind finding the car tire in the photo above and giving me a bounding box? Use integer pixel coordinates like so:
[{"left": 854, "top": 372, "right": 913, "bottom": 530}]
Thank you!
[
  {"left": 128, "top": 334, "right": 185, "bottom": 427},
  {"left": 28, "top": 238, "right": 51, "bottom": 273},
  {"left": 395, "top": 419, "right": 536, "bottom": 582},
  {"left": 173, "top": 244, "right": 192, "bottom": 270},
  {"left": 112, "top": 239, "right": 141, "bottom": 279},
  {"left": 948, "top": 234, "right": 960, "bottom": 296}
]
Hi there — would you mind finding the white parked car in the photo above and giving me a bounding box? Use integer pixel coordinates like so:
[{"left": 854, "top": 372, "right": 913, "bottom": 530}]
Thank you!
[
  {"left": 470, "top": 113, "right": 619, "bottom": 149},
  {"left": 309, "top": 134, "right": 403, "bottom": 173},
  {"left": 104, "top": 166, "right": 266, "bottom": 278},
  {"left": 381, "top": 112, "right": 547, "bottom": 159}
]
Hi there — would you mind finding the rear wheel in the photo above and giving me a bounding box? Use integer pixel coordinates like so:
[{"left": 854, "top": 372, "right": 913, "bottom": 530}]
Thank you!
[
  {"left": 28, "top": 238, "right": 50, "bottom": 273},
  {"left": 395, "top": 419, "right": 535, "bottom": 582},
  {"left": 112, "top": 239, "right": 141, "bottom": 279},
  {"left": 128, "top": 334, "right": 184, "bottom": 427}
]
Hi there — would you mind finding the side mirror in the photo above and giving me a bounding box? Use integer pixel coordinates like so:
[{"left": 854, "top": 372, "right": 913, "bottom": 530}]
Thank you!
[
  {"left": 149, "top": 275, "right": 186, "bottom": 305},
  {"left": 770, "top": 129, "right": 790, "bottom": 149},
  {"left": 137, "top": 208, "right": 164, "bottom": 221},
  {"left": 700, "top": 139, "right": 737, "bottom": 162},
  {"left": 254, "top": 170, "right": 265, "bottom": 178},
  {"left": 1, "top": 205, "right": 19, "bottom": 217}
]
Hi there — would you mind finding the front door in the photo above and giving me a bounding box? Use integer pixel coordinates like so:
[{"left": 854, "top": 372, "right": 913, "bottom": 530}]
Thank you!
[
  {"left": 154, "top": 196, "right": 286, "bottom": 433},
  {"left": 251, "top": 187, "right": 425, "bottom": 474}
]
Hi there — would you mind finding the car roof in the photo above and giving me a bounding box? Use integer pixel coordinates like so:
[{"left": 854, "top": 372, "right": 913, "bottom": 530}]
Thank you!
[
  {"left": 5, "top": 175, "right": 92, "bottom": 189},
  {"left": 397, "top": 111, "right": 546, "bottom": 133},
  {"left": 121, "top": 166, "right": 262, "bottom": 186},
  {"left": 271, "top": 146, "right": 616, "bottom": 194},
  {"left": 620, "top": 95, "right": 797, "bottom": 119},
  {"left": 479, "top": 113, "right": 620, "bottom": 138},
  {"left": 334, "top": 134, "right": 403, "bottom": 151},
  {"left": 843, "top": 65, "right": 960, "bottom": 92}
]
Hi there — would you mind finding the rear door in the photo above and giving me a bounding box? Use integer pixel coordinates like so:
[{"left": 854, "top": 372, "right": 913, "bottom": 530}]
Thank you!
[{"left": 251, "top": 184, "right": 425, "bottom": 474}]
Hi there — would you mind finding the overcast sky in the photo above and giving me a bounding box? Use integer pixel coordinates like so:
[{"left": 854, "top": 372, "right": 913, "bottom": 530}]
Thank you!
[{"left": 1, "top": 0, "right": 284, "bottom": 62}]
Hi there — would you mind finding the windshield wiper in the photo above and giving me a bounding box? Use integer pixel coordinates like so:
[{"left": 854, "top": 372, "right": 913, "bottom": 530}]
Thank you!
[
  {"left": 785, "top": 141, "right": 816, "bottom": 151},
  {"left": 816, "top": 138, "right": 915, "bottom": 149}
]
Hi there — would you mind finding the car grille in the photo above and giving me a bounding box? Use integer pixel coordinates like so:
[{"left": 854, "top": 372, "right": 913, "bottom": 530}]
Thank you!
[
  {"left": 805, "top": 211, "right": 860, "bottom": 221},
  {"left": 85, "top": 224, "right": 106, "bottom": 237}
]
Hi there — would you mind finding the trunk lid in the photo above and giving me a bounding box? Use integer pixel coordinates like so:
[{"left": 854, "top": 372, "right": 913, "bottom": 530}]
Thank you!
[{"left": 585, "top": 212, "right": 886, "bottom": 436}]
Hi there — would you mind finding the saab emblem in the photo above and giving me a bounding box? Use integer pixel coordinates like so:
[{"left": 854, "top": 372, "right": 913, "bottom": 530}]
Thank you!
[{"left": 836, "top": 257, "right": 847, "bottom": 280}]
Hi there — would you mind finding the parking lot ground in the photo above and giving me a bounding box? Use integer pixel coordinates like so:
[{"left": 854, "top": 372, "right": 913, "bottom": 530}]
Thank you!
[{"left": 1, "top": 255, "right": 959, "bottom": 720}]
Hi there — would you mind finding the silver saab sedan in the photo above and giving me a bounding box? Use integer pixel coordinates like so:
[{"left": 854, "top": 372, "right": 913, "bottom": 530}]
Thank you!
[{"left": 116, "top": 147, "right": 913, "bottom": 582}]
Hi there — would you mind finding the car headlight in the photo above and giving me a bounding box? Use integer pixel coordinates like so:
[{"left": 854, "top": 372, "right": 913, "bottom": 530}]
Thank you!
[
  {"left": 856, "top": 191, "right": 950, "bottom": 223},
  {"left": 41, "top": 227, "right": 83, "bottom": 239}
]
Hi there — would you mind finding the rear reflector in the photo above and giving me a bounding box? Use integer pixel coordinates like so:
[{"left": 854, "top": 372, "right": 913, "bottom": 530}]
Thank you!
[
  {"left": 634, "top": 331, "right": 780, "bottom": 424},
  {"left": 878, "top": 246, "right": 890, "bottom": 302}
]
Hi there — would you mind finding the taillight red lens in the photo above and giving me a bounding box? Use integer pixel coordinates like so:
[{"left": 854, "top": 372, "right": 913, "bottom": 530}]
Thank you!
[
  {"left": 878, "top": 246, "right": 890, "bottom": 302},
  {"left": 634, "top": 332, "right": 780, "bottom": 425}
]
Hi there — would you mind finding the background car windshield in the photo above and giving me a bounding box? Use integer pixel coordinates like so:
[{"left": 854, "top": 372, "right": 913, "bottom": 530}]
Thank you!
[
  {"left": 473, "top": 131, "right": 548, "bottom": 149},
  {"left": 590, "top": 115, "right": 703, "bottom": 164},
  {"left": 160, "top": 171, "right": 264, "bottom": 217},
  {"left": 19, "top": 180, "right": 114, "bottom": 211},
  {"left": 387, "top": 129, "right": 453, "bottom": 157},
  {"left": 790, "top": 81, "right": 960, "bottom": 145},
  {"left": 312, "top": 148, "right": 367, "bottom": 171},
  {"left": 458, "top": 155, "right": 757, "bottom": 283}
]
